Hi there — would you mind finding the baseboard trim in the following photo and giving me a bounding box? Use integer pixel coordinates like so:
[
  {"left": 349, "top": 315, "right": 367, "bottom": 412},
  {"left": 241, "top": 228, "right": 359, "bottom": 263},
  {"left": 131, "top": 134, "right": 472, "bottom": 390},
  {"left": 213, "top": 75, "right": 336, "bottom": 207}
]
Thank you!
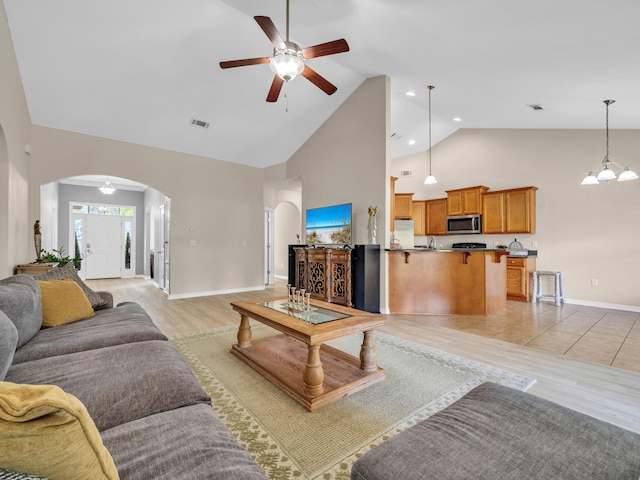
[
  {"left": 565, "top": 298, "right": 640, "bottom": 313},
  {"left": 167, "top": 285, "right": 265, "bottom": 300}
]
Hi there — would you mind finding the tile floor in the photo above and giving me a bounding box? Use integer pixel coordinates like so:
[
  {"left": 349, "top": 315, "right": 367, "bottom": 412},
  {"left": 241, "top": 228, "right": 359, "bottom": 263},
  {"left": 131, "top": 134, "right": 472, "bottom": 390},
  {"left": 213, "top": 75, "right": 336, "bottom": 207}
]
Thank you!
[{"left": 391, "top": 300, "right": 640, "bottom": 373}]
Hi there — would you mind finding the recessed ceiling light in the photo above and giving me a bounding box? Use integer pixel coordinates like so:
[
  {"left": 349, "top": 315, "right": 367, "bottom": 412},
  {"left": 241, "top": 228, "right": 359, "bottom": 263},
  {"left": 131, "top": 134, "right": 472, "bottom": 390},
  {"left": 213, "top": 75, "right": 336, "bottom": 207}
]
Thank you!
[
  {"left": 453, "top": 117, "right": 462, "bottom": 122},
  {"left": 406, "top": 91, "right": 416, "bottom": 97},
  {"left": 408, "top": 139, "right": 416, "bottom": 146}
]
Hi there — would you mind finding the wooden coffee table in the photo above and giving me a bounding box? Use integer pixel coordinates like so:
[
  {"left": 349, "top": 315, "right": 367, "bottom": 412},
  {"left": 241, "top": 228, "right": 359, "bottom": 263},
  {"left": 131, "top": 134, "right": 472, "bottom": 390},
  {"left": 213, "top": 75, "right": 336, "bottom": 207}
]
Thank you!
[{"left": 230, "top": 296, "right": 387, "bottom": 411}]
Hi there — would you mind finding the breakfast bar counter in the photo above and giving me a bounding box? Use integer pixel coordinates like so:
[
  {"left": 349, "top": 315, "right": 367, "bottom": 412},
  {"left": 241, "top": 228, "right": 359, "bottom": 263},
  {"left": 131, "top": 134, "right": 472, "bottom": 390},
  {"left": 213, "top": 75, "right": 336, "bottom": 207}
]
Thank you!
[{"left": 387, "top": 249, "right": 507, "bottom": 315}]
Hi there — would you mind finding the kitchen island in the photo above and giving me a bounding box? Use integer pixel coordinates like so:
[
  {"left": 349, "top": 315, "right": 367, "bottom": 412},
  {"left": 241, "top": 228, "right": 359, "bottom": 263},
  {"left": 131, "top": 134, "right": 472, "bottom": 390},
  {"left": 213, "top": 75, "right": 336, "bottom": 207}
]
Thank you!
[{"left": 387, "top": 248, "right": 507, "bottom": 315}]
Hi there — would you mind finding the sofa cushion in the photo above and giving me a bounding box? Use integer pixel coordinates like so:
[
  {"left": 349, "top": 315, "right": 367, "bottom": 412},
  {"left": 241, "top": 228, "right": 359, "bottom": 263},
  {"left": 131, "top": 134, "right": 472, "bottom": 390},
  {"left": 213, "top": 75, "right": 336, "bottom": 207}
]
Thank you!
[
  {"left": 0, "top": 276, "right": 42, "bottom": 348},
  {"left": 12, "top": 302, "right": 167, "bottom": 364},
  {"left": 6, "top": 340, "right": 210, "bottom": 431},
  {"left": 0, "top": 311, "right": 18, "bottom": 380},
  {"left": 34, "top": 263, "right": 107, "bottom": 309},
  {"left": 350, "top": 382, "right": 640, "bottom": 480},
  {"left": 102, "top": 403, "right": 268, "bottom": 480},
  {"left": 0, "top": 381, "right": 119, "bottom": 480},
  {"left": 37, "top": 279, "right": 95, "bottom": 327}
]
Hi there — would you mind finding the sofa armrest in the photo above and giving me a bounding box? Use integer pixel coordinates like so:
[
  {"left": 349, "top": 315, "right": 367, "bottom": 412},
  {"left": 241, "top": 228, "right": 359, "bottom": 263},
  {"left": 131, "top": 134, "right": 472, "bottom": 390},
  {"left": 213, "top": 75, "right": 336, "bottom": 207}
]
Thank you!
[{"left": 94, "top": 291, "right": 113, "bottom": 310}]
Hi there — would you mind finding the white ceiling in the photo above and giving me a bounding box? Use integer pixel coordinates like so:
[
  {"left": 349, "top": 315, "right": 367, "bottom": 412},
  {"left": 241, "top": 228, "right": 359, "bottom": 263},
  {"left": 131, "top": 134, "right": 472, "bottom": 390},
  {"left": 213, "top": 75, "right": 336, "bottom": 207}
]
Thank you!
[{"left": 5, "top": 0, "right": 640, "bottom": 168}]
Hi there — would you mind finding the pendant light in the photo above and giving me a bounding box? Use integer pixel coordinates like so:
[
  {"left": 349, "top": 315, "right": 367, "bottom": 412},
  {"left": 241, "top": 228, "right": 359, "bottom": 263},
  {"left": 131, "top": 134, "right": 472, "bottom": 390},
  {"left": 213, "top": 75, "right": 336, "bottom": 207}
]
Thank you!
[
  {"left": 99, "top": 178, "right": 116, "bottom": 195},
  {"left": 581, "top": 99, "right": 638, "bottom": 185},
  {"left": 424, "top": 85, "right": 437, "bottom": 185}
]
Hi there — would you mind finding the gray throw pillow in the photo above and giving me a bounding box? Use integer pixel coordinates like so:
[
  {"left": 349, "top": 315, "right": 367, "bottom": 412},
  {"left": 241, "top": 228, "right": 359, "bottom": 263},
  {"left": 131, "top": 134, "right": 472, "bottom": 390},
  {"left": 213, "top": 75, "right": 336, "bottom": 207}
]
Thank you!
[
  {"left": 0, "top": 310, "right": 19, "bottom": 380},
  {"left": 0, "top": 275, "right": 42, "bottom": 348},
  {"left": 34, "top": 264, "right": 107, "bottom": 309}
]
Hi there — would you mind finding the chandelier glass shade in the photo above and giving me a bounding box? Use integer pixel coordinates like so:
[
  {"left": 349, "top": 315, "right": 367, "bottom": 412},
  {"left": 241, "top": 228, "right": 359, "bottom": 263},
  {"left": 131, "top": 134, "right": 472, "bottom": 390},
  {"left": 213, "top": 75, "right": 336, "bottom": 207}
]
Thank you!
[
  {"left": 581, "top": 99, "right": 638, "bottom": 185},
  {"left": 424, "top": 85, "right": 437, "bottom": 185},
  {"left": 269, "top": 48, "right": 305, "bottom": 82}
]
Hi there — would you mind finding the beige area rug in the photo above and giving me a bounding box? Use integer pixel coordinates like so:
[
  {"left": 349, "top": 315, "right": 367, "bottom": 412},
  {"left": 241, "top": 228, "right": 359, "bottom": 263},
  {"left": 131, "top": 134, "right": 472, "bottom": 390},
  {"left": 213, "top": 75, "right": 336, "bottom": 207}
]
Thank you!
[{"left": 172, "top": 324, "right": 535, "bottom": 480}]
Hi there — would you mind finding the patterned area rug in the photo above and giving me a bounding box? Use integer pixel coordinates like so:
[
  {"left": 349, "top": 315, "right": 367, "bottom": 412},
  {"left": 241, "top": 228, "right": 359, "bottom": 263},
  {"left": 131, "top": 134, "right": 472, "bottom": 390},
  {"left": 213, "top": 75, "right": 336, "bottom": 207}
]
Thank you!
[{"left": 172, "top": 324, "right": 535, "bottom": 479}]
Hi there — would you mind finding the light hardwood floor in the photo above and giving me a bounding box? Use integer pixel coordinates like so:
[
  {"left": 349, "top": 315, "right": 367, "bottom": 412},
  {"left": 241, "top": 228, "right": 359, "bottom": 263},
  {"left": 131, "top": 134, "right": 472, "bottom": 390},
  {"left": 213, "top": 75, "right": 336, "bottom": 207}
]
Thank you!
[{"left": 87, "top": 277, "right": 640, "bottom": 434}]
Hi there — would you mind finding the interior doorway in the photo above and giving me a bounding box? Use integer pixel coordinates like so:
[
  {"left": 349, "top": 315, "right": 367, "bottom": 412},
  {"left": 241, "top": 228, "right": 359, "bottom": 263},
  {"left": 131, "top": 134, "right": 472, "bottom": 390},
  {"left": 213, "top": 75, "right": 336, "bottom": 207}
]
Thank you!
[
  {"left": 70, "top": 202, "right": 136, "bottom": 280},
  {"left": 265, "top": 208, "right": 274, "bottom": 285}
]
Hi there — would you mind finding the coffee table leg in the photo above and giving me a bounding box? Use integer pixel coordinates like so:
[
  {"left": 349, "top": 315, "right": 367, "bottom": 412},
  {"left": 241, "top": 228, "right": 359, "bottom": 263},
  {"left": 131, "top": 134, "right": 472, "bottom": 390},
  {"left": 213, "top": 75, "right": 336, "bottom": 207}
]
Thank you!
[
  {"left": 360, "top": 330, "right": 378, "bottom": 373},
  {"left": 237, "top": 314, "right": 252, "bottom": 348},
  {"left": 303, "top": 344, "right": 324, "bottom": 396}
]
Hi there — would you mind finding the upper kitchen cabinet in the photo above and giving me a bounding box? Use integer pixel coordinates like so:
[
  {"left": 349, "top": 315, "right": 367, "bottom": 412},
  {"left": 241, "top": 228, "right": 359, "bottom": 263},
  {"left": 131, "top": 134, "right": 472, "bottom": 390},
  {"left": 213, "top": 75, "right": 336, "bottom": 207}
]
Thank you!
[
  {"left": 483, "top": 186, "right": 538, "bottom": 234},
  {"left": 446, "top": 186, "right": 488, "bottom": 216},
  {"left": 394, "top": 193, "right": 414, "bottom": 219},
  {"left": 412, "top": 200, "right": 426, "bottom": 236},
  {"left": 425, "top": 198, "right": 448, "bottom": 235}
]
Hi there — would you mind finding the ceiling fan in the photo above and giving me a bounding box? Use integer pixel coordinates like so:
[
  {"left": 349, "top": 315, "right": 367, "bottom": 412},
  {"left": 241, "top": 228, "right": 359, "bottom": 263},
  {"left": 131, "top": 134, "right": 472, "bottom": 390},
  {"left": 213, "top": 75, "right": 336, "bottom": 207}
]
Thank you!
[{"left": 219, "top": 0, "right": 349, "bottom": 102}]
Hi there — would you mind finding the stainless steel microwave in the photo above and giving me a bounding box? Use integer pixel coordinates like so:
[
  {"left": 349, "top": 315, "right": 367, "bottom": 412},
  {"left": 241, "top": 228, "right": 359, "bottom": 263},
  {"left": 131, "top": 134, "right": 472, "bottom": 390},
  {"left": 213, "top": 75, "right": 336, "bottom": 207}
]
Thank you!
[{"left": 447, "top": 215, "right": 482, "bottom": 234}]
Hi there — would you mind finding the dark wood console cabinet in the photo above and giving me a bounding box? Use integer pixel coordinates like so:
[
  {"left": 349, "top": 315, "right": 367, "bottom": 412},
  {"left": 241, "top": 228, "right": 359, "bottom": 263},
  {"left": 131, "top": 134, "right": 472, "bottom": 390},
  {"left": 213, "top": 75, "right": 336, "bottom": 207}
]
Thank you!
[
  {"left": 288, "top": 245, "right": 380, "bottom": 312},
  {"left": 294, "top": 247, "right": 352, "bottom": 307}
]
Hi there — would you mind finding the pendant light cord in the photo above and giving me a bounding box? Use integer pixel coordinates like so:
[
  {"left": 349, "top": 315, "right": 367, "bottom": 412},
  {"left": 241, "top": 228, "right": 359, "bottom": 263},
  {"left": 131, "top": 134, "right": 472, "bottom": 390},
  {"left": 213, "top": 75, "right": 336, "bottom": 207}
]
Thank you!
[{"left": 428, "top": 85, "right": 434, "bottom": 175}]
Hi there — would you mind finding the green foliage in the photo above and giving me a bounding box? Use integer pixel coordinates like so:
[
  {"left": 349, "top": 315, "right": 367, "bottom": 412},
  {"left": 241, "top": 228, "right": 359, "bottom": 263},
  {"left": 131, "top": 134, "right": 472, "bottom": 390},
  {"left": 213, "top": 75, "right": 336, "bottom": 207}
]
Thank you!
[{"left": 40, "top": 245, "right": 82, "bottom": 267}]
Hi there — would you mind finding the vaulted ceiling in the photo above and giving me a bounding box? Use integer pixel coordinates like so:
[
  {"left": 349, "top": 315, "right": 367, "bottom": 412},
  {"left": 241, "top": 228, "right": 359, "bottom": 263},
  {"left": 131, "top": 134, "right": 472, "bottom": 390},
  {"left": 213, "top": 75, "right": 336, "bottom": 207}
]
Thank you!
[{"left": 5, "top": 0, "right": 640, "bottom": 168}]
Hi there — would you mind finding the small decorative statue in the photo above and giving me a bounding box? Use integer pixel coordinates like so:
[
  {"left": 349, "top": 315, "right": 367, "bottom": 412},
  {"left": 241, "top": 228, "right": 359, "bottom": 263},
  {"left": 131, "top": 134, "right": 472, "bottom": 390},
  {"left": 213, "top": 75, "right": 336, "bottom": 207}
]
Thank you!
[
  {"left": 34, "top": 220, "right": 42, "bottom": 263},
  {"left": 367, "top": 205, "right": 378, "bottom": 244}
]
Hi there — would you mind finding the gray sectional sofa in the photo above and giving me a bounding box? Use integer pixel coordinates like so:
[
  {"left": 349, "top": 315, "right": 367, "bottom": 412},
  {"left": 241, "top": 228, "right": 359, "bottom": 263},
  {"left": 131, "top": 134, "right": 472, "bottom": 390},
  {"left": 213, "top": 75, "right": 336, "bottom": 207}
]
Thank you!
[
  {"left": 0, "top": 273, "right": 267, "bottom": 480},
  {"left": 351, "top": 382, "right": 640, "bottom": 479}
]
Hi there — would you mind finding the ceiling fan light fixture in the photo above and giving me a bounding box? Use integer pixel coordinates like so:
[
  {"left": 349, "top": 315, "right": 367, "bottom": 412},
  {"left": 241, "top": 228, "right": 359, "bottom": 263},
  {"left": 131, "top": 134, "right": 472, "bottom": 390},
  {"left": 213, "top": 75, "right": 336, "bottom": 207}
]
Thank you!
[{"left": 269, "top": 49, "right": 305, "bottom": 81}]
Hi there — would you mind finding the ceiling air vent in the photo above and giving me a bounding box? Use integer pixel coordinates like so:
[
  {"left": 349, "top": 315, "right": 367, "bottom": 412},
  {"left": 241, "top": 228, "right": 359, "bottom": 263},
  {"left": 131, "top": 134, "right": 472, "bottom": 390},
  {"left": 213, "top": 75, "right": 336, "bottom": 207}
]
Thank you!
[
  {"left": 190, "top": 118, "right": 210, "bottom": 128},
  {"left": 400, "top": 170, "right": 413, "bottom": 177}
]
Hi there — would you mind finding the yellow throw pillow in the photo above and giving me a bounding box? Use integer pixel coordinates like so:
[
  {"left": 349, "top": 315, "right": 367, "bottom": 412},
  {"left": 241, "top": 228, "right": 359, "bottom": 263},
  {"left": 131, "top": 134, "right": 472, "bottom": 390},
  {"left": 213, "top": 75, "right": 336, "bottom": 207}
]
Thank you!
[
  {"left": 37, "top": 279, "right": 95, "bottom": 327},
  {"left": 0, "top": 381, "right": 120, "bottom": 480}
]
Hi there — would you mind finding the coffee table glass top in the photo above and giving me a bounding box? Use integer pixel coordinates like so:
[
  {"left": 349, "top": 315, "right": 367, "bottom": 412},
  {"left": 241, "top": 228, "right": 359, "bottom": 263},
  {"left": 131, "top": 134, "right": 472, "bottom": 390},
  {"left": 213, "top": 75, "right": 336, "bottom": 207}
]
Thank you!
[{"left": 259, "top": 300, "right": 351, "bottom": 324}]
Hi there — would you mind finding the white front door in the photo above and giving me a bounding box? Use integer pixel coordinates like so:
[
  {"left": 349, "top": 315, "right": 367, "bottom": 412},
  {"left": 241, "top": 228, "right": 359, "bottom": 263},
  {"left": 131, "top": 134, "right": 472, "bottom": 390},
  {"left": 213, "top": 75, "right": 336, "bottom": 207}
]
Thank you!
[{"left": 86, "top": 215, "right": 122, "bottom": 279}]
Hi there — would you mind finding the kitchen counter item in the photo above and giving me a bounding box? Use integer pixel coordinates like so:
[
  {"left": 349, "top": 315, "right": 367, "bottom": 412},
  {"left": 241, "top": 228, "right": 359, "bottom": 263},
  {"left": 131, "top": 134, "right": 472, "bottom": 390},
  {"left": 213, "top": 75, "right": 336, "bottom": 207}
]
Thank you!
[{"left": 508, "top": 238, "right": 528, "bottom": 257}]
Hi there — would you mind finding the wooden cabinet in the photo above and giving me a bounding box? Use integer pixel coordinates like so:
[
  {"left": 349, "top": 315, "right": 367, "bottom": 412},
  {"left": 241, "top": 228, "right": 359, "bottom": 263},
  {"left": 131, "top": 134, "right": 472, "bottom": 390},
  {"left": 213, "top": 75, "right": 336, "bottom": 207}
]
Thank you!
[
  {"left": 394, "top": 193, "right": 413, "bottom": 219},
  {"left": 482, "top": 191, "right": 506, "bottom": 234},
  {"left": 294, "top": 247, "right": 352, "bottom": 307},
  {"left": 15, "top": 263, "right": 55, "bottom": 275},
  {"left": 412, "top": 200, "right": 425, "bottom": 235},
  {"left": 483, "top": 186, "right": 537, "bottom": 234},
  {"left": 446, "top": 186, "right": 488, "bottom": 216},
  {"left": 505, "top": 187, "right": 537, "bottom": 233},
  {"left": 425, "top": 198, "right": 448, "bottom": 235},
  {"left": 506, "top": 256, "right": 537, "bottom": 301}
]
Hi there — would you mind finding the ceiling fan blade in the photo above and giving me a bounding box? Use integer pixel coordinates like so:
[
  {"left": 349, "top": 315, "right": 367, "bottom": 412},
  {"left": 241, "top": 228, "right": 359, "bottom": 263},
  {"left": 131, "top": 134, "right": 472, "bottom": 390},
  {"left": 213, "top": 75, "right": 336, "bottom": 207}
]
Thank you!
[
  {"left": 254, "top": 16, "right": 286, "bottom": 49},
  {"left": 267, "top": 75, "right": 285, "bottom": 102},
  {"left": 219, "top": 57, "right": 270, "bottom": 69},
  {"left": 301, "top": 66, "right": 337, "bottom": 96},
  {"left": 302, "top": 39, "right": 349, "bottom": 59}
]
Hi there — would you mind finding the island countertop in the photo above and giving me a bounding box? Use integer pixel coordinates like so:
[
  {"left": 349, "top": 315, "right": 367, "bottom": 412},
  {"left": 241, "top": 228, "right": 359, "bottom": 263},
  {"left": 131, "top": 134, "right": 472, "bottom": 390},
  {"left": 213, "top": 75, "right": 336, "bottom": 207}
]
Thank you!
[{"left": 387, "top": 249, "right": 507, "bottom": 315}]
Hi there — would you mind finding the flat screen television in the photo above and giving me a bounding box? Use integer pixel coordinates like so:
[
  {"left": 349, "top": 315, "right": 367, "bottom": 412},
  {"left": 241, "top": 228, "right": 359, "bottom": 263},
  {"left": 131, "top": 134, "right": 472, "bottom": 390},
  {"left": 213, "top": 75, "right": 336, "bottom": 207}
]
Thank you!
[{"left": 305, "top": 203, "right": 352, "bottom": 245}]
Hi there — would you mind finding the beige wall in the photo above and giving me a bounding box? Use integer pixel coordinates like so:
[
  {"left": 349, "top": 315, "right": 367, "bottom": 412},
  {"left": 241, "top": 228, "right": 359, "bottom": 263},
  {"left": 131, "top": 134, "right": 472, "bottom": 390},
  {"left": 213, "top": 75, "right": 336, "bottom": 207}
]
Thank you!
[
  {"left": 287, "top": 75, "right": 391, "bottom": 309},
  {"left": 392, "top": 128, "right": 640, "bottom": 309},
  {"left": 28, "top": 126, "right": 265, "bottom": 297},
  {"left": 0, "top": 2, "right": 31, "bottom": 277}
]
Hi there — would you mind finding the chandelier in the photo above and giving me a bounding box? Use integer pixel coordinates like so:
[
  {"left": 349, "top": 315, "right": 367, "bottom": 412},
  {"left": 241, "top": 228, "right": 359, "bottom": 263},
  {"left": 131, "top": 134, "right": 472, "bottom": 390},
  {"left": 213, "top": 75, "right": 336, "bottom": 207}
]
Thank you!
[
  {"left": 581, "top": 99, "right": 638, "bottom": 185},
  {"left": 99, "top": 179, "right": 116, "bottom": 195}
]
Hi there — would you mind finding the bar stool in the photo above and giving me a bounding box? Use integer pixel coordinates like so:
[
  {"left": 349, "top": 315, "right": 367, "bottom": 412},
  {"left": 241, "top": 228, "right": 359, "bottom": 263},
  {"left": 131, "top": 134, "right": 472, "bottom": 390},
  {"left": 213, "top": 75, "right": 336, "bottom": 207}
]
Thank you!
[{"left": 531, "top": 271, "right": 566, "bottom": 306}]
